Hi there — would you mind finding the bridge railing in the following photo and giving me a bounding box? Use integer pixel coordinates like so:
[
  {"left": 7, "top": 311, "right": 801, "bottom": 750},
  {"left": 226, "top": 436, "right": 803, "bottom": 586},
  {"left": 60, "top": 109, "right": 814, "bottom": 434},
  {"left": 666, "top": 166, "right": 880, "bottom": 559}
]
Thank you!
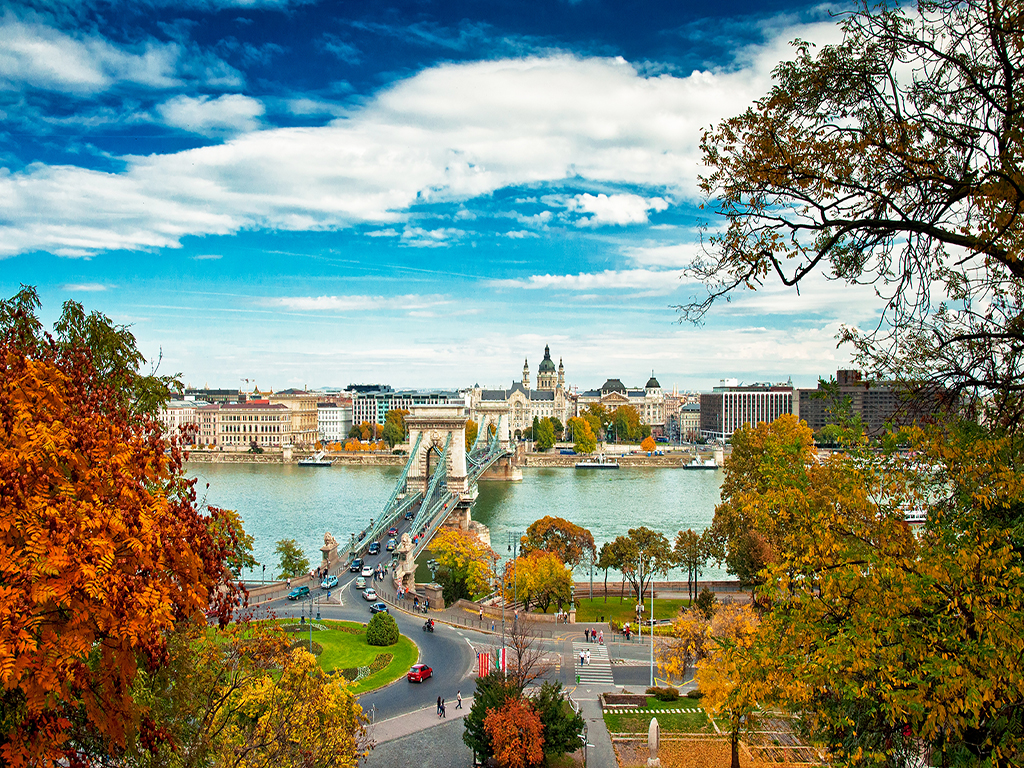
[{"left": 352, "top": 431, "right": 424, "bottom": 558}]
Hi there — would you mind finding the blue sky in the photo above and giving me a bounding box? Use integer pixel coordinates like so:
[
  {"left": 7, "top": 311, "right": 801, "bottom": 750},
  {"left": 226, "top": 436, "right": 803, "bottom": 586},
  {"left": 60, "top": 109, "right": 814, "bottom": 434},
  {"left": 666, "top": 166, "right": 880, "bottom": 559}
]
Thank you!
[{"left": 0, "top": 0, "right": 880, "bottom": 392}]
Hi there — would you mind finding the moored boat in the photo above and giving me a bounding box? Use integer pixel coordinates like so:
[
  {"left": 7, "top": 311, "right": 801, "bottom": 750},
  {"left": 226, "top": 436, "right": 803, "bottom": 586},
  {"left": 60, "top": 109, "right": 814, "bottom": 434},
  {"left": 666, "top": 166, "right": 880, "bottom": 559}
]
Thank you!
[
  {"left": 682, "top": 456, "right": 718, "bottom": 470},
  {"left": 575, "top": 454, "right": 619, "bottom": 469},
  {"left": 298, "top": 450, "right": 333, "bottom": 467}
]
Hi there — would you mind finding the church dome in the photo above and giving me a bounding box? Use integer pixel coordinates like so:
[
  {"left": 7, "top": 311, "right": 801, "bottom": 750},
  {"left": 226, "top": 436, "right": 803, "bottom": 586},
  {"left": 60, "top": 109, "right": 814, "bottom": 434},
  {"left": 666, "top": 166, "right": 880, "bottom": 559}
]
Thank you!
[
  {"left": 538, "top": 345, "right": 556, "bottom": 373},
  {"left": 646, "top": 375, "right": 661, "bottom": 389}
]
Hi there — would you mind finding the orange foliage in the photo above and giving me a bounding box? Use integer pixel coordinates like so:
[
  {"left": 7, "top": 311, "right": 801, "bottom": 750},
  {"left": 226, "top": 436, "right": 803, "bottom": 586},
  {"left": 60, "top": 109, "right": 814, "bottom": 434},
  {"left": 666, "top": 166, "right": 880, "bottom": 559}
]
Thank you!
[
  {"left": 641, "top": 435, "right": 657, "bottom": 452},
  {"left": 483, "top": 698, "right": 545, "bottom": 768},
  {"left": 0, "top": 349, "right": 239, "bottom": 766}
]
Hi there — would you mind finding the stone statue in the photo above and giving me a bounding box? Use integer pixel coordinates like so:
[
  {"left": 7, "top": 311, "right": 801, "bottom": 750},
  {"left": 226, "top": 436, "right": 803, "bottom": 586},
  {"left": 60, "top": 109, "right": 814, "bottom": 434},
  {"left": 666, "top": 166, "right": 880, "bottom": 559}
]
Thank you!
[
  {"left": 646, "top": 717, "right": 660, "bottom": 767},
  {"left": 320, "top": 531, "right": 339, "bottom": 567},
  {"left": 324, "top": 531, "right": 338, "bottom": 548},
  {"left": 393, "top": 532, "right": 417, "bottom": 592}
]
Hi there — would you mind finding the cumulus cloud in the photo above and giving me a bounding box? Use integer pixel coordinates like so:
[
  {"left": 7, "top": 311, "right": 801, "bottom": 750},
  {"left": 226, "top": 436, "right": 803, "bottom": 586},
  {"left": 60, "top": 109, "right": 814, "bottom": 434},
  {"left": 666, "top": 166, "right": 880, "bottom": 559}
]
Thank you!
[
  {"left": 157, "top": 93, "right": 264, "bottom": 135},
  {"left": 569, "top": 193, "right": 669, "bottom": 226},
  {"left": 490, "top": 269, "right": 682, "bottom": 292},
  {"left": 0, "top": 18, "right": 843, "bottom": 258},
  {"left": 62, "top": 282, "right": 108, "bottom": 291}
]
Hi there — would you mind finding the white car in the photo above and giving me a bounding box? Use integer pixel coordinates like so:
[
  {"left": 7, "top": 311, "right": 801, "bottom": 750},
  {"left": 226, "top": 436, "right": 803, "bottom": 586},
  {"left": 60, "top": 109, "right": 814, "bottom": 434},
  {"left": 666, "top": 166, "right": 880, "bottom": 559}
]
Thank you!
[
  {"left": 363, "top": 587, "right": 377, "bottom": 601},
  {"left": 361, "top": 566, "right": 373, "bottom": 578},
  {"left": 355, "top": 576, "right": 366, "bottom": 589}
]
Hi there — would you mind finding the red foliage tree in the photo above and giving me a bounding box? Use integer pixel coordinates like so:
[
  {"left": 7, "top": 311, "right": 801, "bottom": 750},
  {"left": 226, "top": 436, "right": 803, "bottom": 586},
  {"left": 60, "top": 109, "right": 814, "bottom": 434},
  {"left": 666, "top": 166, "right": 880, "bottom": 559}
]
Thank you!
[{"left": 483, "top": 698, "right": 545, "bottom": 768}]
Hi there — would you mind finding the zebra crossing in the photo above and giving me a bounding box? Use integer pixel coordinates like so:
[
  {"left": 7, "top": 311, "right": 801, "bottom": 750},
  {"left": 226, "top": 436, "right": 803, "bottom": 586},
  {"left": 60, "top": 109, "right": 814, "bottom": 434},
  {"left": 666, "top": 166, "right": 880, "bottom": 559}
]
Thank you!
[{"left": 572, "top": 642, "right": 615, "bottom": 686}]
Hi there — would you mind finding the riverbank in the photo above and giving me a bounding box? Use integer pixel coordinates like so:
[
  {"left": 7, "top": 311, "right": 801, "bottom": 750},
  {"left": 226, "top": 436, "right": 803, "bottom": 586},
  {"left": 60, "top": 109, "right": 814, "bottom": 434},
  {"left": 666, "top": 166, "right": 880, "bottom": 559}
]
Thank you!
[{"left": 184, "top": 449, "right": 717, "bottom": 468}]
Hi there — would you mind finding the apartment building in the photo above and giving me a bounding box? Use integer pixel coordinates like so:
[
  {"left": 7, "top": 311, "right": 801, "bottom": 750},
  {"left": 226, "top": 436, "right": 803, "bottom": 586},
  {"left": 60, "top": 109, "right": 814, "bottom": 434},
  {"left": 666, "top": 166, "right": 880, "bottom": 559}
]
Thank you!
[{"left": 700, "top": 379, "right": 794, "bottom": 441}]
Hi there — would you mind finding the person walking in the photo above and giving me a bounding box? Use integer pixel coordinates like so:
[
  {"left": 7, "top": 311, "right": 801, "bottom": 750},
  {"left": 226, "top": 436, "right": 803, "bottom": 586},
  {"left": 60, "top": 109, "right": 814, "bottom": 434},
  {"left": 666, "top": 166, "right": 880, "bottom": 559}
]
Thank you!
[
  {"left": 599, "top": 630, "right": 604, "bottom": 645},
  {"left": 456, "top": 690, "right": 463, "bottom": 709},
  {"left": 441, "top": 698, "right": 446, "bottom": 718},
  {"left": 585, "top": 649, "right": 591, "bottom": 665},
  {"left": 579, "top": 649, "right": 585, "bottom": 666},
  {"left": 584, "top": 628, "right": 590, "bottom": 643},
  {"left": 437, "top": 696, "right": 442, "bottom": 716}
]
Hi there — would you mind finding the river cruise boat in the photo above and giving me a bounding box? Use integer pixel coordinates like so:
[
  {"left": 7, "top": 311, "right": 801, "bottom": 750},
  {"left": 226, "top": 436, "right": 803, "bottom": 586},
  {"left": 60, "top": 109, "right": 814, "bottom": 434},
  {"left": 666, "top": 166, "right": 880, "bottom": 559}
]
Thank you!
[
  {"left": 683, "top": 456, "right": 718, "bottom": 470},
  {"left": 575, "top": 454, "right": 620, "bottom": 469},
  {"left": 298, "top": 450, "right": 333, "bottom": 467}
]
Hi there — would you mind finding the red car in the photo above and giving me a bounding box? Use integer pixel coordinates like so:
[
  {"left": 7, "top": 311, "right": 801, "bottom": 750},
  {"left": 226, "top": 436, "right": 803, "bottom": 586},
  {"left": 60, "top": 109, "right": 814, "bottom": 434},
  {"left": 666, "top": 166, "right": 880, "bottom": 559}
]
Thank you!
[
  {"left": 388, "top": 527, "right": 398, "bottom": 537},
  {"left": 407, "top": 663, "right": 433, "bottom": 683}
]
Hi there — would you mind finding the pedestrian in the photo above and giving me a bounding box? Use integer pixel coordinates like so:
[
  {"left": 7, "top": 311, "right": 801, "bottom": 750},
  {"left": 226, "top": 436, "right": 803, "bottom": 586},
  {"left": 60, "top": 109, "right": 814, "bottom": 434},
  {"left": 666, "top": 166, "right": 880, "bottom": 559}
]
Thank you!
[
  {"left": 456, "top": 690, "right": 463, "bottom": 709},
  {"left": 442, "top": 699, "right": 447, "bottom": 718},
  {"left": 287, "top": 577, "right": 291, "bottom": 589},
  {"left": 579, "top": 649, "right": 585, "bottom": 666},
  {"left": 599, "top": 630, "right": 604, "bottom": 644},
  {"left": 584, "top": 628, "right": 590, "bottom": 643},
  {"left": 437, "top": 696, "right": 442, "bottom": 716},
  {"left": 491, "top": 621, "right": 495, "bottom": 632},
  {"left": 479, "top": 608, "right": 483, "bottom": 622},
  {"left": 585, "top": 649, "right": 591, "bottom": 665}
]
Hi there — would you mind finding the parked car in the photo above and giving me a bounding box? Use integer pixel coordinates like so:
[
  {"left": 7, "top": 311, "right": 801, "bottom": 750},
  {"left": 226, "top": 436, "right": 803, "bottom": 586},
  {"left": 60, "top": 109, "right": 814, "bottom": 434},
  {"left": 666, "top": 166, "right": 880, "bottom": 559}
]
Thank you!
[
  {"left": 386, "top": 538, "right": 397, "bottom": 552},
  {"left": 406, "top": 663, "right": 433, "bottom": 683},
  {"left": 388, "top": 527, "right": 398, "bottom": 537},
  {"left": 559, "top": 449, "right": 576, "bottom": 455},
  {"left": 320, "top": 574, "right": 338, "bottom": 589},
  {"left": 404, "top": 510, "right": 414, "bottom": 520},
  {"left": 363, "top": 587, "right": 377, "bottom": 601},
  {"left": 349, "top": 558, "right": 363, "bottom": 572},
  {"left": 355, "top": 576, "right": 366, "bottom": 589},
  {"left": 361, "top": 565, "right": 373, "bottom": 578},
  {"left": 367, "top": 541, "right": 381, "bottom": 555},
  {"left": 370, "top": 602, "right": 389, "bottom": 614},
  {"left": 287, "top": 586, "right": 310, "bottom": 601}
]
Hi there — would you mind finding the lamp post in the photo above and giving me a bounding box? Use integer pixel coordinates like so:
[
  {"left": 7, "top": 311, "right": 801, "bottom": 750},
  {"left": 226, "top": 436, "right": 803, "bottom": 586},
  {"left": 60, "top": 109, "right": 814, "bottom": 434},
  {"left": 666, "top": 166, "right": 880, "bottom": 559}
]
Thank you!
[{"left": 262, "top": 563, "right": 265, "bottom": 584}]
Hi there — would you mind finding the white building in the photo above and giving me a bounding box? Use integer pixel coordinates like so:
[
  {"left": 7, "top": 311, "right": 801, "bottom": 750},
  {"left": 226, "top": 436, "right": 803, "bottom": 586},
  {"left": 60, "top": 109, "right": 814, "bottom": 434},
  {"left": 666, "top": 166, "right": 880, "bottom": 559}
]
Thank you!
[
  {"left": 576, "top": 375, "right": 666, "bottom": 437},
  {"left": 467, "top": 345, "right": 574, "bottom": 438},
  {"left": 318, "top": 402, "right": 352, "bottom": 444},
  {"left": 699, "top": 381, "right": 794, "bottom": 441},
  {"left": 158, "top": 399, "right": 203, "bottom": 444},
  {"left": 195, "top": 400, "right": 292, "bottom": 451}
]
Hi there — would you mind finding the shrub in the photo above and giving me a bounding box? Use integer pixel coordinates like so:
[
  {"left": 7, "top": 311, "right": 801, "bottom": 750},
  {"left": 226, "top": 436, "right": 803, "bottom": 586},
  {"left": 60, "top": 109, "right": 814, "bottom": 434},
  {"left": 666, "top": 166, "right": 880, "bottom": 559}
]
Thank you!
[
  {"left": 645, "top": 686, "right": 680, "bottom": 701},
  {"left": 366, "top": 612, "right": 399, "bottom": 646},
  {"left": 686, "top": 689, "right": 704, "bottom": 699},
  {"left": 288, "top": 640, "right": 323, "bottom": 656},
  {"left": 695, "top": 587, "right": 717, "bottom": 619}
]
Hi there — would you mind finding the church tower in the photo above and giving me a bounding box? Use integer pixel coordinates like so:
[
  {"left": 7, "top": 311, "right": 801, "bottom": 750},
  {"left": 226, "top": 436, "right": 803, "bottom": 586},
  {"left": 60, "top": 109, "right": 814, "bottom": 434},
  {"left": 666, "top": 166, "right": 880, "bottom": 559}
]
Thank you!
[
  {"left": 558, "top": 358, "right": 564, "bottom": 389},
  {"left": 523, "top": 358, "right": 530, "bottom": 390},
  {"left": 537, "top": 345, "right": 557, "bottom": 391}
]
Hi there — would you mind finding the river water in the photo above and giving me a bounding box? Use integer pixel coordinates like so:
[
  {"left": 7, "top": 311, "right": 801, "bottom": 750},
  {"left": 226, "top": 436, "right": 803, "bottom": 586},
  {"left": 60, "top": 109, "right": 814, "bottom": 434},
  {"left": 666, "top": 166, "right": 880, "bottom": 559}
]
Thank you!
[{"left": 185, "top": 463, "right": 726, "bottom": 581}]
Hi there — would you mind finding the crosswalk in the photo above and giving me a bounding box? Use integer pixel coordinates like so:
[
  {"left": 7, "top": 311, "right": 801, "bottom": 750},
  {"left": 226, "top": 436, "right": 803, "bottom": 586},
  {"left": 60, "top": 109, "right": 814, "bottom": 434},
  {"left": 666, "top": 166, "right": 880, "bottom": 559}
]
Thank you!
[{"left": 572, "top": 642, "right": 615, "bottom": 686}]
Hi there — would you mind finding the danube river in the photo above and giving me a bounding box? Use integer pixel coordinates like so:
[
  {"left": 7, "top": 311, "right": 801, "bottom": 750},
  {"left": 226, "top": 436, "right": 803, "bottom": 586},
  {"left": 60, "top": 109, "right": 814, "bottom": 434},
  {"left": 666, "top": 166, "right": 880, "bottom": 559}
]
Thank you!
[{"left": 185, "top": 463, "right": 726, "bottom": 581}]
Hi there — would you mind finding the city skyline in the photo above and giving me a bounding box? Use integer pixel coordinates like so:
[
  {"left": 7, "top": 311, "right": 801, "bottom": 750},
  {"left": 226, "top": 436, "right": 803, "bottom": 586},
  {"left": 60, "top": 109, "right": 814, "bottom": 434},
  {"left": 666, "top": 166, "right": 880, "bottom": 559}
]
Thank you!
[{"left": 0, "top": 0, "right": 880, "bottom": 390}]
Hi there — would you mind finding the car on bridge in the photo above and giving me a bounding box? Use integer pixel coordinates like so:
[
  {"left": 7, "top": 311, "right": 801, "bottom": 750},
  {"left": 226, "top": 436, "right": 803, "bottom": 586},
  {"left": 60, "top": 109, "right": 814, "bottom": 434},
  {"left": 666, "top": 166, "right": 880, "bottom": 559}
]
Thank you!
[
  {"left": 404, "top": 510, "right": 414, "bottom": 520},
  {"left": 320, "top": 574, "right": 338, "bottom": 589},
  {"left": 370, "top": 602, "right": 388, "bottom": 614},
  {"left": 356, "top": 576, "right": 366, "bottom": 589},
  {"left": 367, "top": 541, "right": 381, "bottom": 555},
  {"left": 386, "top": 538, "right": 397, "bottom": 552},
  {"left": 363, "top": 587, "right": 377, "bottom": 601},
  {"left": 388, "top": 527, "right": 398, "bottom": 537},
  {"left": 349, "top": 558, "right": 363, "bottom": 572},
  {"left": 406, "top": 664, "right": 432, "bottom": 683},
  {"left": 287, "top": 586, "right": 310, "bottom": 601}
]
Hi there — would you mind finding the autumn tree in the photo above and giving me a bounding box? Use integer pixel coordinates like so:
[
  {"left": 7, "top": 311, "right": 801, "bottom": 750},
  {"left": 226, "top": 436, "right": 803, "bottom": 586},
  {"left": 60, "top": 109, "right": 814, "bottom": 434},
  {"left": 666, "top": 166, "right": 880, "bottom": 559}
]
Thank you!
[
  {"left": 463, "top": 671, "right": 520, "bottom": 760},
  {"left": 610, "top": 405, "right": 643, "bottom": 443},
  {"left": 640, "top": 435, "right": 657, "bottom": 452},
  {"left": 215, "top": 648, "right": 368, "bottom": 768},
  {"left": 465, "top": 418, "right": 479, "bottom": 450},
  {"left": 707, "top": 414, "right": 815, "bottom": 585},
  {"left": 566, "top": 416, "right": 597, "bottom": 454},
  {"left": 431, "top": 529, "right": 493, "bottom": 605},
  {"left": 595, "top": 541, "right": 620, "bottom": 603},
  {"left": 520, "top": 516, "right": 595, "bottom": 569},
  {"left": 518, "top": 551, "right": 573, "bottom": 614},
  {"left": 275, "top": 539, "right": 310, "bottom": 580},
  {"left": 484, "top": 698, "right": 545, "bottom": 768},
  {"left": 0, "top": 288, "right": 242, "bottom": 765},
  {"left": 382, "top": 408, "right": 408, "bottom": 448},
  {"left": 673, "top": 528, "right": 711, "bottom": 603},
  {"left": 658, "top": 608, "right": 711, "bottom": 685}
]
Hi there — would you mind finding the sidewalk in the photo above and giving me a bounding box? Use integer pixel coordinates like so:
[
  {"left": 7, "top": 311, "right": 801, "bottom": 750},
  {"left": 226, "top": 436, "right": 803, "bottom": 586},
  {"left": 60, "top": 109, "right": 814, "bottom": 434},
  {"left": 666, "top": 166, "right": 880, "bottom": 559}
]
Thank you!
[{"left": 369, "top": 698, "right": 473, "bottom": 744}]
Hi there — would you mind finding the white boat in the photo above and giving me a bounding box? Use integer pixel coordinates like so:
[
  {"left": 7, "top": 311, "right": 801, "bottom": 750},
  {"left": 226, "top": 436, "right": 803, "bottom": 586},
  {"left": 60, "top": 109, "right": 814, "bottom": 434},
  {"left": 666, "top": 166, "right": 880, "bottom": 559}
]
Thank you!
[
  {"left": 682, "top": 456, "right": 718, "bottom": 470},
  {"left": 575, "top": 454, "right": 619, "bottom": 469},
  {"left": 298, "top": 450, "right": 333, "bottom": 467}
]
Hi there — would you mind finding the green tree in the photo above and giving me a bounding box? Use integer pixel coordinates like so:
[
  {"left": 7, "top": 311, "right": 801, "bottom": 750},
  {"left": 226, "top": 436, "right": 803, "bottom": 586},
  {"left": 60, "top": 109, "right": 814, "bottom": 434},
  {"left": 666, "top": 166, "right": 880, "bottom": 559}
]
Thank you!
[
  {"left": 532, "top": 681, "right": 585, "bottom": 761},
  {"left": 534, "top": 418, "right": 556, "bottom": 451},
  {"left": 521, "top": 516, "right": 595, "bottom": 570},
  {"left": 431, "top": 529, "right": 492, "bottom": 605},
  {"left": 462, "top": 671, "right": 520, "bottom": 761},
  {"left": 673, "top": 528, "right": 710, "bottom": 603},
  {"left": 548, "top": 416, "right": 563, "bottom": 440},
  {"left": 366, "top": 612, "right": 399, "bottom": 646},
  {"left": 611, "top": 527, "right": 673, "bottom": 603},
  {"left": 207, "top": 506, "right": 258, "bottom": 579},
  {"left": 611, "top": 405, "right": 642, "bottom": 443},
  {"left": 596, "top": 542, "right": 619, "bottom": 603},
  {"left": 382, "top": 408, "right": 409, "bottom": 447},
  {"left": 275, "top": 539, "right": 310, "bottom": 579}
]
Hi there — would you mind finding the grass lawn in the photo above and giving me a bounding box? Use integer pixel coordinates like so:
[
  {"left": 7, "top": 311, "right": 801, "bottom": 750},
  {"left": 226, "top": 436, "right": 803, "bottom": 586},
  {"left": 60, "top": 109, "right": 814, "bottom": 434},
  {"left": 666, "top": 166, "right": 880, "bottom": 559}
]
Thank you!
[
  {"left": 571, "top": 597, "right": 691, "bottom": 625},
  {"left": 282, "top": 619, "right": 418, "bottom": 694},
  {"left": 604, "top": 701, "right": 713, "bottom": 735}
]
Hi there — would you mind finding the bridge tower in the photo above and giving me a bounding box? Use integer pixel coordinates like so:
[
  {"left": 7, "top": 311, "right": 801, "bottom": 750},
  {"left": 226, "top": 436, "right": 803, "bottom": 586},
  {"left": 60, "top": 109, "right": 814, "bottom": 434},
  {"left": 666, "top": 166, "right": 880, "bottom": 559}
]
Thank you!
[
  {"left": 405, "top": 404, "right": 470, "bottom": 498},
  {"left": 472, "top": 402, "right": 522, "bottom": 481}
]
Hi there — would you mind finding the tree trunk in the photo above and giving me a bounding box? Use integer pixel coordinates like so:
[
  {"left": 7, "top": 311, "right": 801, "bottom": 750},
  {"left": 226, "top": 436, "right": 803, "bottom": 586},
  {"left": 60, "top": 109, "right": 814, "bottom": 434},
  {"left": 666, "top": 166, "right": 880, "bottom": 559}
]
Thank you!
[
  {"left": 603, "top": 568, "right": 608, "bottom": 603},
  {"left": 730, "top": 723, "right": 741, "bottom": 768}
]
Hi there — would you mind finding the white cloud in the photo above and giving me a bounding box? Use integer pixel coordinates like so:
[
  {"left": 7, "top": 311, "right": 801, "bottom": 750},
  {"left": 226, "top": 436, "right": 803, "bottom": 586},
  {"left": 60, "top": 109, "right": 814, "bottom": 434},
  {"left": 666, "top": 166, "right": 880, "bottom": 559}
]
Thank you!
[
  {"left": 0, "top": 18, "right": 844, "bottom": 258},
  {"left": 266, "top": 294, "right": 450, "bottom": 312},
  {"left": 62, "top": 282, "right": 108, "bottom": 291},
  {"left": 157, "top": 94, "right": 264, "bottom": 135},
  {"left": 192, "top": 253, "right": 223, "bottom": 260},
  {"left": 491, "top": 269, "right": 682, "bottom": 292},
  {"left": 569, "top": 193, "right": 669, "bottom": 226}
]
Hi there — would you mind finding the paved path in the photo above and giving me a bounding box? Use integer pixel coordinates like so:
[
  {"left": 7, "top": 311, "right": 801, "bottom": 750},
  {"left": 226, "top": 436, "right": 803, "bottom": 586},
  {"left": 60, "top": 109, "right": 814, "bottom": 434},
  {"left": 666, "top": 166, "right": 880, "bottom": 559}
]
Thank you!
[{"left": 369, "top": 697, "right": 474, "bottom": 744}]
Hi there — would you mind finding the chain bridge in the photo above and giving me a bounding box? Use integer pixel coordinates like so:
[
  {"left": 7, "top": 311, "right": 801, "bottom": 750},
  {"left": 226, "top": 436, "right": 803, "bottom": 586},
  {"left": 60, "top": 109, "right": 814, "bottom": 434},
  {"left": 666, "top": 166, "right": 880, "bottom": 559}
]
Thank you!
[{"left": 346, "top": 404, "right": 521, "bottom": 594}]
